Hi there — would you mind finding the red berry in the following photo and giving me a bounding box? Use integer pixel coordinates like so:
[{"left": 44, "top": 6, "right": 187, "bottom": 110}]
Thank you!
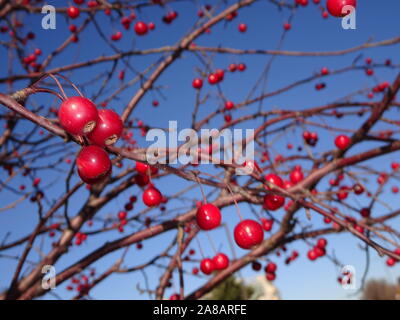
[
  {"left": 87, "top": 109, "right": 123, "bottom": 146},
  {"left": 252, "top": 261, "right": 262, "bottom": 271},
  {"left": 212, "top": 253, "right": 230, "bottom": 270},
  {"left": 238, "top": 23, "right": 247, "bottom": 33},
  {"left": 58, "top": 96, "right": 98, "bottom": 135},
  {"left": 111, "top": 31, "right": 122, "bottom": 41},
  {"left": 264, "top": 173, "right": 283, "bottom": 189},
  {"left": 76, "top": 146, "right": 112, "bottom": 184},
  {"left": 192, "top": 78, "right": 203, "bottom": 89},
  {"left": 196, "top": 203, "right": 221, "bottom": 230},
  {"left": 238, "top": 63, "right": 246, "bottom": 71},
  {"left": 134, "top": 21, "right": 148, "bottom": 35},
  {"left": 118, "top": 211, "right": 127, "bottom": 220},
  {"left": 335, "top": 134, "right": 351, "bottom": 150},
  {"left": 283, "top": 22, "right": 291, "bottom": 30},
  {"left": 200, "top": 258, "right": 215, "bottom": 275},
  {"left": 263, "top": 194, "right": 285, "bottom": 211},
  {"left": 234, "top": 219, "right": 264, "bottom": 249},
  {"left": 208, "top": 73, "right": 219, "bottom": 85},
  {"left": 289, "top": 169, "right": 304, "bottom": 184},
  {"left": 360, "top": 208, "right": 370, "bottom": 218},
  {"left": 33, "top": 177, "right": 41, "bottom": 187},
  {"left": 142, "top": 186, "right": 162, "bottom": 207},
  {"left": 261, "top": 218, "right": 273, "bottom": 231},
  {"left": 265, "top": 262, "right": 277, "bottom": 273},
  {"left": 225, "top": 101, "right": 234, "bottom": 110},
  {"left": 307, "top": 249, "right": 318, "bottom": 261},
  {"left": 321, "top": 67, "right": 329, "bottom": 75},
  {"left": 353, "top": 183, "right": 364, "bottom": 195},
  {"left": 326, "top": 0, "right": 356, "bottom": 18},
  {"left": 135, "top": 173, "right": 149, "bottom": 186},
  {"left": 148, "top": 22, "right": 155, "bottom": 30},
  {"left": 386, "top": 257, "right": 396, "bottom": 267},
  {"left": 228, "top": 63, "right": 237, "bottom": 72},
  {"left": 67, "top": 6, "right": 80, "bottom": 19},
  {"left": 192, "top": 267, "right": 199, "bottom": 275},
  {"left": 316, "top": 238, "right": 327, "bottom": 249},
  {"left": 69, "top": 24, "right": 77, "bottom": 33},
  {"left": 135, "top": 162, "right": 158, "bottom": 175},
  {"left": 169, "top": 293, "right": 181, "bottom": 300}
]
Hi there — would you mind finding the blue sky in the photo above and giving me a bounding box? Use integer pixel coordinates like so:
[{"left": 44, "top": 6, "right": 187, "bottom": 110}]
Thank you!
[{"left": 0, "top": 0, "right": 400, "bottom": 300}]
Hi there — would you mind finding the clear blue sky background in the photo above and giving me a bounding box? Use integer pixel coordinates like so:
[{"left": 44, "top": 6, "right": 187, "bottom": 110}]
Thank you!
[{"left": 0, "top": 0, "right": 400, "bottom": 300}]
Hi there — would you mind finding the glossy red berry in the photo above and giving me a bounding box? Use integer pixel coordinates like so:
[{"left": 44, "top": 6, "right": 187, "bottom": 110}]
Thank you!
[
  {"left": 225, "top": 101, "right": 234, "bottom": 110},
  {"left": 208, "top": 73, "right": 219, "bottom": 85},
  {"left": 192, "top": 78, "right": 203, "bottom": 89},
  {"left": 386, "top": 257, "right": 396, "bottom": 267},
  {"left": 134, "top": 21, "right": 148, "bottom": 35},
  {"left": 289, "top": 169, "right": 304, "bottom": 184},
  {"left": 142, "top": 186, "right": 162, "bottom": 207},
  {"left": 326, "top": 0, "right": 356, "bottom": 17},
  {"left": 234, "top": 219, "right": 264, "bottom": 249},
  {"left": 196, "top": 203, "right": 221, "bottom": 230},
  {"left": 87, "top": 109, "right": 123, "bottom": 146},
  {"left": 238, "top": 63, "right": 246, "bottom": 71},
  {"left": 316, "top": 238, "right": 327, "bottom": 249},
  {"left": 238, "top": 23, "right": 247, "bottom": 33},
  {"left": 200, "top": 258, "right": 215, "bottom": 275},
  {"left": 353, "top": 183, "right": 364, "bottom": 195},
  {"left": 264, "top": 173, "right": 283, "bottom": 189},
  {"left": 118, "top": 211, "right": 127, "bottom": 220},
  {"left": 212, "top": 253, "right": 230, "bottom": 270},
  {"left": 58, "top": 96, "right": 98, "bottom": 135},
  {"left": 307, "top": 249, "right": 318, "bottom": 261},
  {"left": 263, "top": 194, "right": 285, "bottom": 211},
  {"left": 169, "top": 293, "right": 181, "bottom": 300},
  {"left": 228, "top": 63, "right": 237, "bottom": 72},
  {"left": 76, "top": 146, "right": 112, "bottom": 184},
  {"left": 266, "top": 272, "right": 276, "bottom": 281},
  {"left": 261, "top": 218, "right": 273, "bottom": 231},
  {"left": 283, "top": 22, "right": 291, "bottom": 31},
  {"left": 136, "top": 162, "right": 158, "bottom": 175},
  {"left": 67, "top": 6, "right": 80, "bottom": 19},
  {"left": 265, "top": 262, "right": 277, "bottom": 273},
  {"left": 335, "top": 134, "right": 351, "bottom": 150},
  {"left": 321, "top": 67, "right": 329, "bottom": 75}
]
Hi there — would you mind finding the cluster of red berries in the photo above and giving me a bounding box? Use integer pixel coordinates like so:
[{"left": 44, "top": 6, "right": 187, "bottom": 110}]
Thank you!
[
  {"left": 115, "top": 211, "right": 128, "bottom": 233},
  {"left": 386, "top": 248, "right": 400, "bottom": 267},
  {"left": 200, "top": 253, "right": 230, "bottom": 275},
  {"left": 74, "top": 232, "right": 87, "bottom": 246},
  {"left": 134, "top": 21, "right": 156, "bottom": 36},
  {"left": 57, "top": 96, "right": 123, "bottom": 184},
  {"left": 22, "top": 48, "right": 42, "bottom": 71},
  {"left": 307, "top": 238, "right": 328, "bottom": 261},
  {"left": 284, "top": 250, "right": 299, "bottom": 265},
  {"left": 303, "top": 131, "right": 318, "bottom": 146},
  {"left": 265, "top": 261, "right": 277, "bottom": 281},
  {"left": 192, "top": 64, "right": 246, "bottom": 90},
  {"left": 162, "top": 11, "right": 178, "bottom": 24},
  {"left": 48, "top": 223, "right": 60, "bottom": 238},
  {"left": 66, "top": 269, "right": 96, "bottom": 295}
]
